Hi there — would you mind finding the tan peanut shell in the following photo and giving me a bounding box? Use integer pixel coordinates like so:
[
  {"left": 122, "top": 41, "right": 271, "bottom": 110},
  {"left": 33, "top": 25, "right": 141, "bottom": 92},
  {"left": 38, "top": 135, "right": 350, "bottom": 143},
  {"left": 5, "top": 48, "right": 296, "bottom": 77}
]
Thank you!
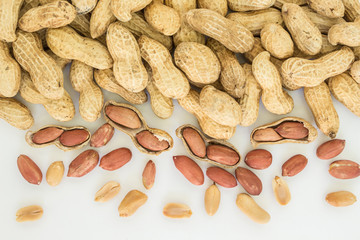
[
  {"left": 13, "top": 30, "right": 64, "bottom": 100},
  {"left": 70, "top": 60, "right": 103, "bottom": 122},
  {"left": 350, "top": 60, "right": 360, "bottom": 84},
  {"left": 281, "top": 47, "right": 355, "bottom": 88},
  {"left": 26, "top": 125, "right": 91, "bottom": 151},
  {"left": 146, "top": 66, "right": 174, "bottom": 119},
  {"left": 119, "top": 12, "right": 173, "bottom": 50},
  {"left": 138, "top": 35, "right": 190, "bottom": 99},
  {"left": 69, "top": 13, "right": 91, "bottom": 37},
  {"left": 0, "top": 41, "right": 20, "bottom": 97},
  {"left": 282, "top": 3, "right": 322, "bottom": 55},
  {"left": 107, "top": 22, "right": 148, "bottom": 93},
  {"left": 94, "top": 68, "right": 147, "bottom": 105},
  {"left": 46, "top": 26, "right": 113, "bottom": 69},
  {"left": 328, "top": 18, "right": 360, "bottom": 47},
  {"left": 238, "top": 64, "right": 261, "bottom": 127},
  {"left": 0, "top": 97, "right": 33, "bottom": 130},
  {"left": 20, "top": 71, "right": 75, "bottom": 122},
  {"left": 301, "top": 6, "right": 345, "bottom": 34},
  {"left": 90, "top": 0, "right": 116, "bottom": 39},
  {"left": 320, "top": 34, "right": 341, "bottom": 54},
  {"left": 353, "top": 46, "right": 360, "bottom": 60},
  {"left": 250, "top": 117, "right": 318, "bottom": 147},
  {"left": 111, "top": 0, "right": 151, "bottom": 22},
  {"left": 164, "top": 0, "right": 205, "bottom": 46},
  {"left": 177, "top": 89, "right": 236, "bottom": 140},
  {"left": 0, "top": 0, "right": 23, "bottom": 42},
  {"left": 228, "top": 0, "right": 275, "bottom": 11},
  {"left": 174, "top": 42, "right": 220, "bottom": 85},
  {"left": 343, "top": 0, "right": 360, "bottom": 21},
  {"left": 227, "top": 8, "right": 283, "bottom": 36},
  {"left": 20, "top": 0, "right": 40, "bottom": 18},
  {"left": 244, "top": 37, "right": 265, "bottom": 63},
  {"left": 307, "top": 0, "right": 344, "bottom": 18},
  {"left": 18, "top": 1, "right": 76, "bottom": 32},
  {"left": 304, "top": 82, "right": 339, "bottom": 138},
  {"left": 72, "top": 0, "right": 97, "bottom": 14},
  {"left": 39, "top": 0, "right": 59, "bottom": 4},
  {"left": 200, "top": 85, "right": 242, "bottom": 127},
  {"left": 274, "top": 0, "right": 307, "bottom": 8},
  {"left": 144, "top": 0, "right": 181, "bottom": 36},
  {"left": 197, "top": 0, "right": 227, "bottom": 16},
  {"left": 46, "top": 49, "right": 71, "bottom": 70},
  {"left": 207, "top": 38, "right": 246, "bottom": 98},
  {"left": 261, "top": 23, "right": 294, "bottom": 59},
  {"left": 252, "top": 51, "right": 294, "bottom": 115},
  {"left": 176, "top": 124, "right": 241, "bottom": 168},
  {"left": 104, "top": 100, "right": 173, "bottom": 155},
  {"left": 185, "top": 9, "right": 254, "bottom": 53},
  {"left": 328, "top": 73, "right": 360, "bottom": 117}
]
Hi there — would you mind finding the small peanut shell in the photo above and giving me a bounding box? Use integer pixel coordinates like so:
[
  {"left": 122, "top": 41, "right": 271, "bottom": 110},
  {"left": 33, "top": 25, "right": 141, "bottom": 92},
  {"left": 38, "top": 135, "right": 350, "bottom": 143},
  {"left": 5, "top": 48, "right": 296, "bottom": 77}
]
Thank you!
[
  {"left": 26, "top": 125, "right": 91, "bottom": 151},
  {"left": 176, "top": 124, "right": 241, "bottom": 168},
  {"left": 0, "top": 41, "right": 21, "bottom": 97},
  {"left": 104, "top": 100, "right": 173, "bottom": 155},
  {"left": 0, "top": 0, "right": 23, "bottom": 42},
  {"left": 328, "top": 18, "right": 360, "bottom": 47},
  {"left": 72, "top": 0, "right": 97, "bottom": 14},
  {"left": 307, "top": 0, "right": 344, "bottom": 18},
  {"left": 0, "top": 97, "right": 34, "bottom": 130},
  {"left": 343, "top": 0, "right": 360, "bottom": 22},
  {"left": 90, "top": 0, "right": 116, "bottom": 39},
  {"left": 111, "top": 0, "right": 152, "bottom": 22},
  {"left": 228, "top": 0, "right": 276, "bottom": 11},
  {"left": 250, "top": 117, "right": 318, "bottom": 148}
]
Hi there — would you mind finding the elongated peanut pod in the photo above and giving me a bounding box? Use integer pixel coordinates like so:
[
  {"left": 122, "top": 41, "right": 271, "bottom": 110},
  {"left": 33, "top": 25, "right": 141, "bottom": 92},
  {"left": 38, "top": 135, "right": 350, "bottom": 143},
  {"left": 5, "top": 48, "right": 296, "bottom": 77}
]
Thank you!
[
  {"left": 185, "top": 9, "right": 254, "bottom": 53},
  {"left": 328, "top": 73, "right": 360, "bottom": 117},
  {"left": 307, "top": 0, "right": 344, "bottom": 18},
  {"left": 0, "top": 41, "right": 20, "bottom": 97},
  {"left": 343, "top": 0, "right": 360, "bottom": 21},
  {"left": 90, "top": 0, "right": 116, "bottom": 39},
  {"left": 0, "top": 97, "right": 33, "bottom": 130},
  {"left": 252, "top": 51, "right": 294, "bottom": 115},
  {"left": 70, "top": 61, "right": 103, "bottom": 122},
  {"left": 281, "top": 47, "right": 355, "bottom": 88},
  {"left": 282, "top": 3, "right": 322, "bottom": 55},
  {"left": 304, "top": 82, "right": 339, "bottom": 138},
  {"left": 328, "top": 18, "right": 360, "bottom": 47},
  {"left": 228, "top": 0, "right": 275, "bottom": 11},
  {"left": 13, "top": 30, "right": 64, "bottom": 100},
  {"left": 236, "top": 193, "right": 270, "bottom": 224},
  {"left": 111, "top": 0, "right": 152, "bottom": 22},
  {"left": 350, "top": 60, "right": 360, "bottom": 84},
  {"left": 0, "top": 0, "right": 23, "bottom": 42}
]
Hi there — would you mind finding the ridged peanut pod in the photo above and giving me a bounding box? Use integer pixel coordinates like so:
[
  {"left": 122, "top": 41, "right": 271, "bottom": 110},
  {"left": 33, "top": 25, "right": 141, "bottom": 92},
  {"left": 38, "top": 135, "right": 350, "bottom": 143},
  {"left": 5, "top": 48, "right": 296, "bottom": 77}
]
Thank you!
[
  {"left": 20, "top": 0, "right": 40, "bottom": 18},
  {"left": 46, "top": 49, "right": 71, "bottom": 70},
  {"left": 307, "top": 0, "right": 344, "bottom": 18},
  {"left": 227, "top": 8, "right": 283, "bottom": 36},
  {"left": 207, "top": 38, "right": 246, "bottom": 98},
  {"left": 0, "top": 0, "right": 23, "bottom": 42},
  {"left": 164, "top": 0, "right": 205, "bottom": 46},
  {"left": 282, "top": 3, "right": 322, "bottom": 55},
  {"left": 328, "top": 73, "right": 360, "bottom": 117},
  {"left": 69, "top": 14, "right": 107, "bottom": 45},
  {"left": 301, "top": 6, "right": 346, "bottom": 34},
  {"left": 146, "top": 66, "right": 173, "bottom": 119},
  {"left": 261, "top": 23, "right": 294, "bottom": 59},
  {"left": 304, "top": 82, "right": 339, "bottom": 138},
  {"left": 244, "top": 37, "right": 265, "bottom": 63},
  {"left": 46, "top": 26, "right": 113, "bottom": 69},
  {"left": 20, "top": 71, "right": 75, "bottom": 121},
  {"left": 238, "top": 64, "right": 261, "bottom": 127},
  {"left": 200, "top": 85, "right": 242, "bottom": 127},
  {"left": 343, "top": 0, "right": 360, "bottom": 21},
  {"left": 0, "top": 41, "right": 21, "bottom": 97},
  {"left": 174, "top": 42, "right": 220, "bottom": 86},
  {"left": 197, "top": 0, "right": 227, "bottom": 16},
  {"left": 138, "top": 35, "right": 190, "bottom": 99},
  {"left": 0, "top": 97, "right": 33, "bottom": 130},
  {"left": 111, "top": 0, "right": 152, "bottom": 22},
  {"left": 144, "top": 0, "right": 181, "bottom": 36},
  {"left": 18, "top": 1, "right": 77, "bottom": 32},
  {"left": 90, "top": 0, "right": 117, "bottom": 39},
  {"left": 252, "top": 51, "right": 294, "bottom": 115},
  {"left": 274, "top": 0, "right": 307, "bottom": 8},
  {"left": 70, "top": 61, "right": 103, "bottom": 122},
  {"left": 13, "top": 30, "right": 64, "bottom": 100},
  {"left": 281, "top": 47, "right": 355, "bottom": 88},
  {"left": 72, "top": 0, "right": 97, "bottom": 14},
  {"left": 350, "top": 60, "right": 360, "bottom": 84},
  {"left": 228, "top": 0, "right": 276, "bottom": 11},
  {"left": 119, "top": 13, "right": 173, "bottom": 50},
  {"left": 107, "top": 22, "right": 148, "bottom": 92},
  {"left": 178, "top": 89, "right": 236, "bottom": 140},
  {"left": 185, "top": 9, "right": 254, "bottom": 53},
  {"left": 39, "top": 0, "right": 59, "bottom": 4},
  {"left": 320, "top": 34, "right": 341, "bottom": 54},
  {"left": 94, "top": 69, "right": 148, "bottom": 105},
  {"left": 328, "top": 18, "right": 360, "bottom": 47}
]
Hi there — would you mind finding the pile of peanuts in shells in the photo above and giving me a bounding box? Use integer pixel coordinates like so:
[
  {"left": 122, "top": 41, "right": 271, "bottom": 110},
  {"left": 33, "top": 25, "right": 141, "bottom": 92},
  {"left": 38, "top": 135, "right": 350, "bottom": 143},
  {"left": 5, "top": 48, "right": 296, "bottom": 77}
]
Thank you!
[{"left": 1, "top": 0, "right": 360, "bottom": 224}]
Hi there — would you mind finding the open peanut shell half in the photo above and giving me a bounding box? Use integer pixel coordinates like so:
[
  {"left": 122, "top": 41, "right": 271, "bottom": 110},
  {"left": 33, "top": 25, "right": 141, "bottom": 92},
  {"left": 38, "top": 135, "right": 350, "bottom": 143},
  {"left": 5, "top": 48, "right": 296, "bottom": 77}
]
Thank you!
[
  {"left": 25, "top": 125, "right": 91, "bottom": 151},
  {"left": 250, "top": 117, "right": 318, "bottom": 148},
  {"left": 176, "top": 124, "right": 241, "bottom": 169},
  {"left": 104, "top": 100, "right": 173, "bottom": 155}
]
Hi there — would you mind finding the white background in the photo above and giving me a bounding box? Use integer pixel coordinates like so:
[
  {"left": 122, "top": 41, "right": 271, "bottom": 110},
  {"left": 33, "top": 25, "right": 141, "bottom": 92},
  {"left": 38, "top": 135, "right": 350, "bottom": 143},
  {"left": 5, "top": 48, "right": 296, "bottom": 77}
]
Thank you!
[{"left": 1, "top": 65, "right": 360, "bottom": 240}]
